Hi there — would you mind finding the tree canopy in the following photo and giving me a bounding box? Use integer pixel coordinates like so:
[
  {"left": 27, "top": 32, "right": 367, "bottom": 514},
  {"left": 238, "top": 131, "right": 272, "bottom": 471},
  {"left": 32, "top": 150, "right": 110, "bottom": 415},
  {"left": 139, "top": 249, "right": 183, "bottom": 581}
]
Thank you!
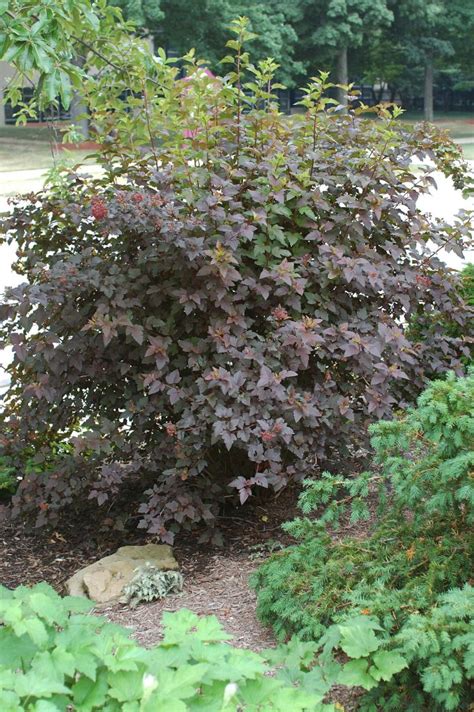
[{"left": 1, "top": 0, "right": 473, "bottom": 117}]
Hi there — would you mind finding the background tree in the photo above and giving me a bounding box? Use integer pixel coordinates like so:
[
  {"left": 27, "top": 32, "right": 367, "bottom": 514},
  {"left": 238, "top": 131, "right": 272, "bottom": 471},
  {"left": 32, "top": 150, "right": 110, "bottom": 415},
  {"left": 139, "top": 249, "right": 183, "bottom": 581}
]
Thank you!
[
  {"left": 114, "top": 0, "right": 305, "bottom": 86},
  {"left": 354, "top": 0, "right": 474, "bottom": 118},
  {"left": 296, "top": 0, "right": 393, "bottom": 105},
  {"left": 112, "top": 0, "right": 164, "bottom": 29}
]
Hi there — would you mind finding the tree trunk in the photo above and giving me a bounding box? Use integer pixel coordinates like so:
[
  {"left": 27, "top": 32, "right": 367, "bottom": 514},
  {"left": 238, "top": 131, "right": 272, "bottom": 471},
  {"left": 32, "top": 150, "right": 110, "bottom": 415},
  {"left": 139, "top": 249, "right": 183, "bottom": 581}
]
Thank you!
[
  {"left": 424, "top": 58, "right": 434, "bottom": 122},
  {"left": 70, "top": 55, "right": 89, "bottom": 140},
  {"left": 70, "top": 93, "right": 89, "bottom": 140},
  {"left": 336, "top": 47, "right": 348, "bottom": 107}
]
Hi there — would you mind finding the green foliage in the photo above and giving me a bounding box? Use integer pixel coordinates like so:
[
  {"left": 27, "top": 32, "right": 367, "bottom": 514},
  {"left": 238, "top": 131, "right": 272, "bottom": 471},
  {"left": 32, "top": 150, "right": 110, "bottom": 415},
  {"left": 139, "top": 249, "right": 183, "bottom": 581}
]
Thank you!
[
  {"left": 122, "top": 565, "right": 184, "bottom": 608},
  {"left": 0, "top": 426, "right": 74, "bottom": 503},
  {"left": 0, "top": 0, "right": 130, "bottom": 119},
  {"left": 0, "top": 456, "right": 16, "bottom": 497},
  {"left": 2, "top": 0, "right": 474, "bottom": 120},
  {"left": 301, "top": 0, "right": 393, "bottom": 54},
  {"left": 0, "top": 582, "right": 346, "bottom": 711},
  {"left": 252, "top": 371, "right": 474, "bottom": 709},
  {"left": 460, "top": 263, "right": 474, "bottom": 307}
]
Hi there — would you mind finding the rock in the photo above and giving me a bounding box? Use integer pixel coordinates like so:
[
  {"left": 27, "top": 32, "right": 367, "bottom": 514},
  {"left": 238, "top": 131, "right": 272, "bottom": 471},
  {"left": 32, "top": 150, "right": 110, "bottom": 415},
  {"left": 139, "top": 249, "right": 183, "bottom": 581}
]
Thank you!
[{"left": 65, "top": 544, "right": 178, "bottom": 603}]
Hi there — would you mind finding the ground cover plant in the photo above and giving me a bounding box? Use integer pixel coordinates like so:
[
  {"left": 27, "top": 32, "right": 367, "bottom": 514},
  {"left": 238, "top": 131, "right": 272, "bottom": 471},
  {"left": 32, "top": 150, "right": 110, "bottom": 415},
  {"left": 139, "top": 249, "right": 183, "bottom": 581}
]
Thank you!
[
  {"left": 252, "top": 371, "right": 474, "bottom": 710},
  {"left": 4, "top": 581, "right": 471, "bottom": 711},
  {"left": 0, "top": 582, "right": 326, "bottom": 711},
  {"left": 0, "top": 19, "right": 473, "bottom": 542}
]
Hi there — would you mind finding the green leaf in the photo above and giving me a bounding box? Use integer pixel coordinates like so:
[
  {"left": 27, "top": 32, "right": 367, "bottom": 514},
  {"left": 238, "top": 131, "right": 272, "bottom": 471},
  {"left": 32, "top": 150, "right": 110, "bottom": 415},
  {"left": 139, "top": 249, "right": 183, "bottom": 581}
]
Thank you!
[
  {"left": 23, "top": 617, "right": 49, "bottom": 646},
  {"left": 83, "top": 7, "right": 100, "bottom": 31},
  {"left": 369, "top": 651, "right": 408, "bottom": 681},
  {"left": 31, "top": 44, "right": 54, "bottom": 73},
  {"left": 30, "top": 701, "right": 63, "bottom": 712},
  {"left": 72, "top": 672, "right": 109, "bottom": 708},
  {"left": 0, "top": 628, "right": 37, "bottom": 666},
  {"left": 338, "top": 619, "right": 381, "bottom": 658},
  {"left": 197, "top": 646, "right": 265, "bottom": 683},
  {"left": 29, "top": 591, "right": 64, "bottom": 624},
  {"left": 162, "top": 610, "right": 232, "bottom": 645},
  {"left": 298, "top": 206, "right": 317, "bottom": 221},
  {"left": 107, "top": 669, "right": 145, "bottom": 702},
  {"left": 338, "top": 659, "right": 378, "bottom": 690},
  {"left": 51, "top": 646, "right": 76, "bottom": 678},
  {"left": 59, "top": 71, "right": 72, "bottom": 110},
  {"left": 71, "top": 650, "right": 98, "bottom": 680},
  {"left": 0, "top": 688, "right": 21, "bottom": 712},
  {"left": 143, "top": 697, "right": 186, "bottom": 712},
  {"left": 154, "top": 663, "right": 209, "bottom": 698}
]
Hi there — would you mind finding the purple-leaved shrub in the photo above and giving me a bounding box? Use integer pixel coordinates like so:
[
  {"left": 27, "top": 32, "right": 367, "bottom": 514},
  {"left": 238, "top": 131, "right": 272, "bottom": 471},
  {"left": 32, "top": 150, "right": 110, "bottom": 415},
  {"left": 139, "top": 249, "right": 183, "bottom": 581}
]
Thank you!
[{"left": 0, "top": 62, "right": 472, "bottom": 542}]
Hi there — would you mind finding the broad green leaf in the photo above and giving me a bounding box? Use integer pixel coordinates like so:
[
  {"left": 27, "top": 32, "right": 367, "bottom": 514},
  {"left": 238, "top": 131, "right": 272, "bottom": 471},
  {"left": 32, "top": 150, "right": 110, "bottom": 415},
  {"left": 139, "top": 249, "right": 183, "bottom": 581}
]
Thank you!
[
  {"left": 51, "top": 646, "right": 76, "bottom": 678},
  {"left": 369, "top": 651, "right": 408, "bottom": 681},
  {"left": 0, "top": 628, "right": 37, "bottom": 666},
  {"left": 198, "top": 647, "right": 264, "bottom": 683},
  {"left": 23, "top": 617, "right": 49, "bottom": 646},
  {"left": 338, "top": 659, "right": 378, "bottom": 690},
  {"left": 30, "top": 700, "right": 63, "bottom": 712},
  {"left": 154, "top": 664, "right": 209, "bottom": 699},
  {"left": 0, "top": 689, "right": 21, "bottom": 712},
  {"left": 72, "top": 671, "right": 109, "bottom": 708},
  {"left": 29, "top": 592, "right": 64, "bottom": 625},
  {"left": 162, "top": 610, "right": 231, "bottom": 645},
  {"left": 338, "top": 619, "right": 381, "bottom": 658},
  {"left": 107, "top": 669, "right": 146, "bottom": 702}
]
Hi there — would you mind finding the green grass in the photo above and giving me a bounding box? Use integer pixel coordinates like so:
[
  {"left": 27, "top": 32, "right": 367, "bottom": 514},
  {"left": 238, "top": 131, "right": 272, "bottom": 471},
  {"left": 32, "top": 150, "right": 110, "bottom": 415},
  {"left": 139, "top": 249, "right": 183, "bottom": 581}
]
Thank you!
[
  {"left": 400, "top": 112, "right": 474, "bottom": 140},
  {"left": 0, "top": 124, "right": 67, "bottom": 142},
  {"left": 0, "top": 142, "right": 93, "bottom": 172},
  {"left": 0, "top": 124, "right": 96, "bottom": 172},
  {"left": 460, "top": 143, "right": 474, "bottom": 161}
]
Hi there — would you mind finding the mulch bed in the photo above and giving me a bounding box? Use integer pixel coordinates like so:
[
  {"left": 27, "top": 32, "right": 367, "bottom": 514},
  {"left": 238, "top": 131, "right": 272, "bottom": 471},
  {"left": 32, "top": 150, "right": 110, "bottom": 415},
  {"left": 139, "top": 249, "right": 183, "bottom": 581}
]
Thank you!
[{"left": 0, "top": 486, "right": 299, "bottom": 594}]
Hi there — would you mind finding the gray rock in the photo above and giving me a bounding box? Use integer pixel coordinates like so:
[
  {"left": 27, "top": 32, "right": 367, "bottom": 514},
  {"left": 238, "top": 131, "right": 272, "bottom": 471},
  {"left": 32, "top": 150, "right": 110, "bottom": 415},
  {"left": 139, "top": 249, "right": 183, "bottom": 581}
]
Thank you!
[{"left": 65, "top": 544, "right": 178, "bottom": 603}]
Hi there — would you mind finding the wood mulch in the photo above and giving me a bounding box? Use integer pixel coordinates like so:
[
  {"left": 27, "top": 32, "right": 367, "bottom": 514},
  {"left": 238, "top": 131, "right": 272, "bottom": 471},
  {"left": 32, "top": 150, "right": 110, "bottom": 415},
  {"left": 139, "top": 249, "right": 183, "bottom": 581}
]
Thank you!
[
  {"left": 0, "top": 485, "right": 298, "bottom": 593},
  {"left": 103, "top": 552, "right": 276, "bottom": 651}
]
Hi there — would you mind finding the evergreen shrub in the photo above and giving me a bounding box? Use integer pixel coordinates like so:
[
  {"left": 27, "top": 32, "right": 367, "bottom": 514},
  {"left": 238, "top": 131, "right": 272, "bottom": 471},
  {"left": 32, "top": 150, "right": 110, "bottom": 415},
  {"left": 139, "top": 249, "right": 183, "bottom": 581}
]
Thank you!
[{"left": 252, "top": 371, "right": 474, "bottom": 710}]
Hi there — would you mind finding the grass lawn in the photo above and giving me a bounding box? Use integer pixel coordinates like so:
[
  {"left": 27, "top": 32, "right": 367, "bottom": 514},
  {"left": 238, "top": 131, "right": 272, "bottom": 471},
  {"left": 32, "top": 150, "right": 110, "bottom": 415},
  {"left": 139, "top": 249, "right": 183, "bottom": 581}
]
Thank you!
[
  {"left": 400, "top": 111, "right": 474, "bottom": 140},
  {"left": 0, "top": 125, "right": 63, "bottom": 142},
  {"left": 461, "top": 143, "right": 474, "bottom": 161},
  {"left": 0, "top": 124, "right": 95, "bottom": 172},
  {"left": 0, "top": 142, "right": 94, "bottom": 172},
  {"left": 0, "top": 124, "right": 96, "bottom": 172}
]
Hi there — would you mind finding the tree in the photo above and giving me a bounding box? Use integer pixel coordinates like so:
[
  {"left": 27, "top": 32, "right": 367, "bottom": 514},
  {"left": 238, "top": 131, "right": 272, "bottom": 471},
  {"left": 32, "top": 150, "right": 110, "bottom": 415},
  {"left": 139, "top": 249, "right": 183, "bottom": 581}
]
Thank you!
[
  {"left": 296, "top": 0, "right": 393, "bottom": 105},
  {"left": 355, "top": 0, "right": 474, "bottom": 120},
  {"left": 112, "top": 0, "right": 164, "bottom": 29},
  {"left": 114, "top": 0, "right": 305, "bottom": 87},
  {"left": 394, "top": 1, "right": 453, "bottom": 121}
]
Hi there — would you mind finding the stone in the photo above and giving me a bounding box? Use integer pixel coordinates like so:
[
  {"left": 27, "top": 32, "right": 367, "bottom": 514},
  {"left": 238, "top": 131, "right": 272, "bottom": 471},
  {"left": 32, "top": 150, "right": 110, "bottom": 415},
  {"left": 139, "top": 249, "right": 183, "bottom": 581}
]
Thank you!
[{"left": 65, "top": 544, "right": 178, "bottom": 603}]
